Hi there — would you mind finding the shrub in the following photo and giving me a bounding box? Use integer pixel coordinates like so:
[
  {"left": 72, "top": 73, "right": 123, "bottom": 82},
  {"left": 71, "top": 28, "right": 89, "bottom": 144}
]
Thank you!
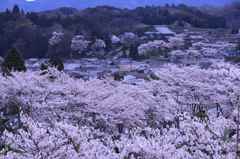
[
  {"left": 225, "top": 56, "right": 240, "bottom": 63},
  {"left": 0, "top": 97, "right": 23, "bottom": 134},
  {"left": 49, "top": 57, "right": 64, "bottom": 71},
  {"left": 41, "top": 57, "right": 64, "bottom": 72},
  {"left": 236, "top": 42, "right": 240, "bottom": 51},
  {"left": 113, "top": 71, "right": 125, "bottom": 81},
  {"left": 1, "top": 48, "right": 26, "bottom": 75}
]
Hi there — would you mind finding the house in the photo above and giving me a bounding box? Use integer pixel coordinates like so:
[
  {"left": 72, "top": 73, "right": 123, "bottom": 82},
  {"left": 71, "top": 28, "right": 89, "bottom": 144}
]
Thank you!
[
  {"left": 145, "top": 25, "right": 175, "bottom": 40},
  {"left": 155, "top": 25, "right": 176, "bottom": 36}
]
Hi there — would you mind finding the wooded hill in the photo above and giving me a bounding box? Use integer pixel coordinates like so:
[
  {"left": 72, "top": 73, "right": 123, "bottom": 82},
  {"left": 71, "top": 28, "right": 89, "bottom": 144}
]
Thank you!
[{"left": 0, "top": 3, "right": 236, "bottom": 58}]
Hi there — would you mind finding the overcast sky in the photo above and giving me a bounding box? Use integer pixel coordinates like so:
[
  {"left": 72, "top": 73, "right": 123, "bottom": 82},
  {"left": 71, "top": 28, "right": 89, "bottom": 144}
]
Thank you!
[{"left": 0, "top": 0, "right": 236, "bottom": 11}]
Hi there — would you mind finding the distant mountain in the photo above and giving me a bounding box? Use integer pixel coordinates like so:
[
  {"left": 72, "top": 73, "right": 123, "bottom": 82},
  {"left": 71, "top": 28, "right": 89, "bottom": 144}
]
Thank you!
[{"left": 0, "top": 0, "right": 235, "bottom": 11}]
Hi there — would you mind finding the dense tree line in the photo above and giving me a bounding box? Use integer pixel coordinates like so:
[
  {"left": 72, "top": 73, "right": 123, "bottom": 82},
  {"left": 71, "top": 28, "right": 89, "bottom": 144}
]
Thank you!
[
  {"left": 222, "top": 2, "right": 240, "bottom": 29},
  {"left": 133, "top": 4, "right": 226, "bottom": 28},
  {"left": 0, "top": 4, "right": 228, "bottom": 59}
]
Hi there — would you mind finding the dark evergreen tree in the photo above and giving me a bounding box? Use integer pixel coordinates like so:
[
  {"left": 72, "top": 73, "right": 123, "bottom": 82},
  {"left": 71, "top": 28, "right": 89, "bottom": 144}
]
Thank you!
[
  {"left": 49, "top": 57, "right": 64, "bottom": 71},
  {"left": 41, "top": 57, "right": 64, "bottom": 72},
  {"left": 2, "top": 48, "right": 26, "bottom": 75},
  {"left": 40, "top": 63, "right": 48, "bottom": 71},
  {"left": 236, "top": 42, "right": 240, "bottom": 52},
  {"left": 12, "top": 5, "right": 20, "bottom": 15},
  {"left": 129, "top": 44, "right": 139, "bottom": 60}
]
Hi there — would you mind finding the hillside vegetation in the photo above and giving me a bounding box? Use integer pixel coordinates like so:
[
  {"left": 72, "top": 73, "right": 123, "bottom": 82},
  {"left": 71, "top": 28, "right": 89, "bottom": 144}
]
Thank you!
[{"left": 0, "top": 4, "right": 228, "bottom": 58}]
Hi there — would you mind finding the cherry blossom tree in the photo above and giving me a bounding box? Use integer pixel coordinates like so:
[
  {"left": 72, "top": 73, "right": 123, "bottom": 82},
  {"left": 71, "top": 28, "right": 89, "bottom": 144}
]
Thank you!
[
  {"left": 138, "top": 40, "right": 170, "bottom": 57},
  {"left": 48, "top": 32, "right": 64, "bottom": 46},
  {"left": 120, "top": 32, "right": 138, "bottom": 48},
  {"left": 92, "top": 39, "right": 106, "bottom": 51},
  {"left": 111, "top": 35, "right": 121, "bottom": 45},
  {"left": 71, "top": 35, "right": 90, "bottom": 56},
  {"left": 0, "top": 57, "right": 239, "bottom": 158}
]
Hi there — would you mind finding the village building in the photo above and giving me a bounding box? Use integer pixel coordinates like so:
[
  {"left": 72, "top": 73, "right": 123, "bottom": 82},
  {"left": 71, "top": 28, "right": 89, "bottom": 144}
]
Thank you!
[{"left": 145, "top": 25, "right": 175, "bottom": 40}]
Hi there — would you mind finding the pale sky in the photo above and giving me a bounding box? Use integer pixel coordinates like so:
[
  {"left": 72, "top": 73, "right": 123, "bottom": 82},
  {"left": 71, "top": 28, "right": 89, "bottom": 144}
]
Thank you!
[{"left": 0, "top": 0, "right": 236, "bottom": 11}]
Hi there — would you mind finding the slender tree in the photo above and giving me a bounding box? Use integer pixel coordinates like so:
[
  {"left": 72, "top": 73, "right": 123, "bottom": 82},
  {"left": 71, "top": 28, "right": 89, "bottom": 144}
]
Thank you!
[{"left": 12, "top": 4, "right": 20, "bottom": 16}]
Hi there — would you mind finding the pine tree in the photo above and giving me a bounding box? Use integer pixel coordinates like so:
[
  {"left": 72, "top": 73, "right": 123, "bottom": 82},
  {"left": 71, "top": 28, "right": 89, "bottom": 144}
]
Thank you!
[{"left": 2, "top": 48, "right": 26, "bottom": 74}]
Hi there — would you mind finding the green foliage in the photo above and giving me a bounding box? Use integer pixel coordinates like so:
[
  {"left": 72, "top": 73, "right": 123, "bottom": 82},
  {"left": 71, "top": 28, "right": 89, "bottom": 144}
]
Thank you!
[
  {"left": 2, "top": 48, "right": 26, "bottom": 74},
  {"left": 134, "top": 5, "right": 226, "bottom": 28},
  {"left": 41, "top": 57, "right": 64, "bottom": 72},
  {"left": 225, "top": 56, "right": 240, "bottom": 63},
  {"left": 195, "top": 110, "right": 208, "bottom": 121},
  {"left": 113, "top": 71, "right": 125, "bottom": 81},
  {"left": 236, "top": 42, "right": 240, "bottom": 51},
  {"left": 49, "top": 57, "right": 64, "bottom": 71},
  {"left": 0, "top": 5, "right": 228, "bottom": 58},
  {"left": 129, "top": 44, "right": 139, "bottom": 60},
  {"left": 40, "top": 63, "right": 48, "bottom": 71},
  {"left": 224, "top": 42, "right": 240, "bottom": 63}
]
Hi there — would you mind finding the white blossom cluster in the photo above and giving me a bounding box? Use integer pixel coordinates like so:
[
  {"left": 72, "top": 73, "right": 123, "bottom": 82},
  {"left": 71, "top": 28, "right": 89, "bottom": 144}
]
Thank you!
[
  {"left": 48, "top": 32, "right": 64, "bottom": 46},
  {"left": 1, "top": 114, "right": 236, "bottom": 159},
  {"left": 111, "top": 35, "right": 121, "bottom": 44},
  {"left": 168, "top": 40, "right": 236, "bottom": 63},
  {"left": 92, "top": 39, "right": 106, "bottom": 50},
  {"left": 191, "top": 41, "right": 236, "bottom": 57},
  {"left": 0, "top": 60, "right": 239, "bottom": 158},
  {"left": 71, "top": 35, "right": 90, "bottom": 54},
  {"left": 120, "top": 32, "right": 138, "bottom": 47},
  {"left": 168, "top": 36, "right": 185, "bottom": 49},
  {"left": 137, "top": 35, "right": 185, "bottom": 57},
  {"left": 138, "top": 40, "right": 170, "bottom": 57}
]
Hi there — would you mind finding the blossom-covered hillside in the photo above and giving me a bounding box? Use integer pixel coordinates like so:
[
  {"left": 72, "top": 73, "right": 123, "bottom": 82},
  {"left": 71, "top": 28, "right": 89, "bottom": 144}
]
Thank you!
[{"left": 0, "top": 60, "right": 239, "bottom": 158}]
